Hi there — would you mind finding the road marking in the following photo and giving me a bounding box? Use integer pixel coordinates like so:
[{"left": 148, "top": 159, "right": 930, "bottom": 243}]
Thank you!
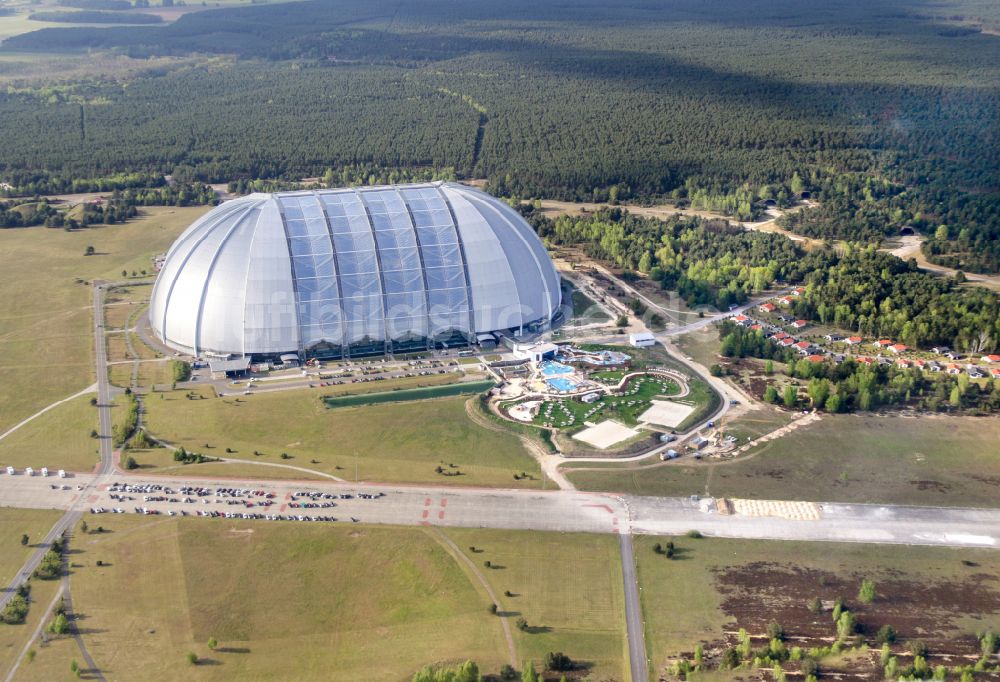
[
  {"left": 583, "top": 503, "right": 615, "bottom": 514},
  {"left": 438, "top": 510, "right": 446, "bottom": 520},
  {"left": 440, "top": 498, "right": 447, "bottom": 507},
  {"left": 424, "top": 497, "right": 432, "bottom": 506}
]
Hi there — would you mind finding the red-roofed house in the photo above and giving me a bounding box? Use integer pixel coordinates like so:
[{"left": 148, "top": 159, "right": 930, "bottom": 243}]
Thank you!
[
  {"left": 805, "top": 354, "right": 825, "bottom": 363},
  {"left": 733, "top": 314, "right": 750, "bottom": 325},
  {"left": 845, "top": 336, "right": 863, "bottom": 346},
  {"left": 991, "top": 368, "right": 1000, "bottom": 378},
  {"left": 750, "top": 324, "right": 762, "bottom": 331},
  {"left": 889, "top": 344, "right": 908, "bottom": 354},
  {"left": 759, "top": 302, "right": 776, "bottom": 313},
  {"left": 856, "top": 356, "right": 875, "bottom": 365},
  {"left": 793, "top": 341, "right": 811, "bottom": 353},
  {"left": 778, "top": 338, "right": 795, "bottom": 348},
  {"left": 791, "top": 287, "right": 806, "bottom": 296},
  {"left": 896, "top": 358, "right": 911, "bottom": 368},
  {"left": 774, "top": 331, "right": 790, "bottom": 340},
  {"left": 981, "top": 354, "right": 1000, "bottom": 363},
  {"left": 778, "top": 296, "right": 793, "bottom": 306},
  {"left": 946, "top": 363, "right": 962, "bottom": 375},
  {"left": 875, "top": 339, "right": 893, "bottom": 348},
  {"left": 791, "top": 320, "right": 808, "bottom": 329}
]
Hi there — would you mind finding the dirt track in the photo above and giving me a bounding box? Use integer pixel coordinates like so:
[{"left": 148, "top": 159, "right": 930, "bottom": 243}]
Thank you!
[{"left": 883, "top": 235, "right": 1000, "bottom": 292}]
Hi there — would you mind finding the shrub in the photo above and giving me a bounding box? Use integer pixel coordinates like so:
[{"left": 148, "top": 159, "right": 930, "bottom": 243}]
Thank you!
[
  {"left": 124, "top": 456, "right": 138, "bottom": 470},
  {"left": 516, "top": 617, "right": 528, "bottom": 631},
  {"left": 187, "top": 652, "right": 198, "bottom": 665},
  {"left": 49, "top": 613, "right": 70, "bottom": 635},
  {"left": 545, "top": 651, "right": 573, "bottom": 671},
  {"left": 686, "top": 529, "right": 703, "bottom": 539},
  {"left": 858, "top": 579, "right": 876, "bottom": 604},
  {"left": 801, "top": 658, "right": 818, "bottom": 676},
  {"left": 876, "top": 624, "right": 897, "bottom": 645},
  {"left": 768, "top": 622, "right": 785, "bottom": 641},
  {"left": 207, "top": 637, "right": 217, "bottom": 650}
]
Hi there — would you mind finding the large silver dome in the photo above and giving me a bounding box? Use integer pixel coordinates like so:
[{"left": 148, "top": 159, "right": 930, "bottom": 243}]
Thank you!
[{"left": 149, "top": 182, "right": 560, "bottom": 358}]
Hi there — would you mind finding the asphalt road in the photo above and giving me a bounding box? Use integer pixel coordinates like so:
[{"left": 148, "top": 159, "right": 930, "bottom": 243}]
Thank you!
[{"left": 618, "top": 533, "right": 649, "bottom": 682}]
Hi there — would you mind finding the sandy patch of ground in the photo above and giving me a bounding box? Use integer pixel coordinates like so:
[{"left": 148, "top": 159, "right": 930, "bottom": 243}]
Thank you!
[
  {"left": 637, "top": 400, "right": 695, "bottom": 429},
  {"left": 573, "top": 420, "right": 640, "bottom": 449}
]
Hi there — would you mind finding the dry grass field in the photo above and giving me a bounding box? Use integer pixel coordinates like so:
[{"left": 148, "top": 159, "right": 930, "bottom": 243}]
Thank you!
[{"left": 0, "top": 207, "right": 210, "bottom": 435}]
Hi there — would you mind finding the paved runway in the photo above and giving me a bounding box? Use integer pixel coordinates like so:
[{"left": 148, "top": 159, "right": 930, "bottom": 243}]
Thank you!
[{"left": 3, "top": 473, "right": 998, "bottom": 549}]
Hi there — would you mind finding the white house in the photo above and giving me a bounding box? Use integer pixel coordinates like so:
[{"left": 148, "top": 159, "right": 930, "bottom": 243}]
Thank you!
[{"left": 629, "top": 332, "right": 656, "bottom": 348}]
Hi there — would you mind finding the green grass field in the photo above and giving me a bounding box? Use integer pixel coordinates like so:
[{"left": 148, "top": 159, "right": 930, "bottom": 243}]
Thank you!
[
  {"left": 0, "top": 394, "right": 101, "bottom": 472},
  {"left": 19, "top": 518, "right": 510, "bottom": 681},
  {"left": 0, "top": 206, "right": 210, "bottom": 436},
  {"left": 567, "top": 414, "right": 1000, "bottom": 507},
  {"left": 634, "top": 536, "right": 1000, "bottom": 680},
  {"left": 436, "top": 528, "right": 627, "bottom": 679},
  {"left": 143, "top": 387, "right": 542, "bottom": 487}
]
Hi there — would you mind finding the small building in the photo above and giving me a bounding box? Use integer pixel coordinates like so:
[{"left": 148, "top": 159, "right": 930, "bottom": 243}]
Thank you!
[
  {"left": 889, "top": 344, "right": 908, "bottom": 354},
  {"left": 476, "top": 332, "right": 498, "bottom": 350},
  {"left": 856, "top": 356, "right": 875, "bottom": 365},
  {"left": 629, "top": 332, "right": 656, "bottom": 348},
  {"left": 758, "top": 302, "right": 777, "bottom": 313},
  {"left": 778, "top": 296, "right": 793, "bottom": 307},
  {"left": 688, "top": 436, "right": 710, "bottom": 451},
  {"left": 279, "top": 353, "right": 300, "bottom": 366},
  {"left": 580, "top": 392, "right": 602, "bottom": 404},
  {"left": 774, "top": 331, "right": 790, "bottom": 341},
  {"left": 845, "top": 336, "right": 863, "bottom": 346},
  {"left": 875, "top": 339, "right": 894, "bottom": 348},
  {"left": 980, "top": 354, "right": 1000, "bottom": 364},
  {"left": 733, "top": 314, "right": 751, "bottom": 326},
  {"left": 791, "top": 320, "right": 808, "bottom": 329},
  {"left": 931, "top": 346, "right": 950, "bottom": 355},
  {"left": 805, "top": 354, "right": 825, "bottom": 363},
  {"left": 896, "top": 358, "right": 911, "bottom": 368},
  {"left": 791, "top": 287, "right": 806, "bottom": 296},
  {"left": 991, "top": 368, "right": 1000, "bottom": 378},
  {"left": 513, "top": 342, "right": 559, "bottom": 362},
  {"left": 946, "top": 363, "right": 962, "bottom": 375},
  {"left": 793, "top": 341, "right": 811, "bottom": 353},
  {"left": 778, "top": 337, "right": 796, "bottom": 348},
  {"left": 209, "top": 356, "right": 251, "bottom": 378}
]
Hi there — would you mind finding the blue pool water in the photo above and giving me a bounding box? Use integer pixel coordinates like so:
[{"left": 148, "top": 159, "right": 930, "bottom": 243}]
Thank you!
[
  {"left": 540, "top": 361, "right": 574, "bottom": 376},
  {"left": 546, "top": 377, "right": 576, "bottom": 392}
]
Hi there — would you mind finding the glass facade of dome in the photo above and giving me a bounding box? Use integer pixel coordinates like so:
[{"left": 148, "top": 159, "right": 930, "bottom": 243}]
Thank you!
[{"left": 149, "top": 182, "right": 561, "bottom": 358}]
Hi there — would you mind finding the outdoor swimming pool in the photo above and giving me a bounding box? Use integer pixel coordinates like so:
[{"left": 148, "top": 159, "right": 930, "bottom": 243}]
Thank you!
[
  {"left": 546, "top": 377, "right": 577, "bottom": 392},
  {"left": 540, "top": 360, "right": 574, "bottom": 376}
]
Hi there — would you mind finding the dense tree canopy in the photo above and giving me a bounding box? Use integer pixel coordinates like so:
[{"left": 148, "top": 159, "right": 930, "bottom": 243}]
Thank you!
[{"left": 0, "top": 0, "right": 996, "bottom": 267}]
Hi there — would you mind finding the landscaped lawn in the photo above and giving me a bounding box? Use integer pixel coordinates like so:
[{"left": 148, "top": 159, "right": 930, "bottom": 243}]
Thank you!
[
  {"left": 567, "top": 414, "right": 1000, "bottom": 507},
  {"left": 142, "top": 387, "right": 542, "bottom": 487},
  {"left": 520, "top": 374, "right": 680, "bottom": 429},
  {"left": 443, "top": 528, "right": 627, "bottom": 679}
]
